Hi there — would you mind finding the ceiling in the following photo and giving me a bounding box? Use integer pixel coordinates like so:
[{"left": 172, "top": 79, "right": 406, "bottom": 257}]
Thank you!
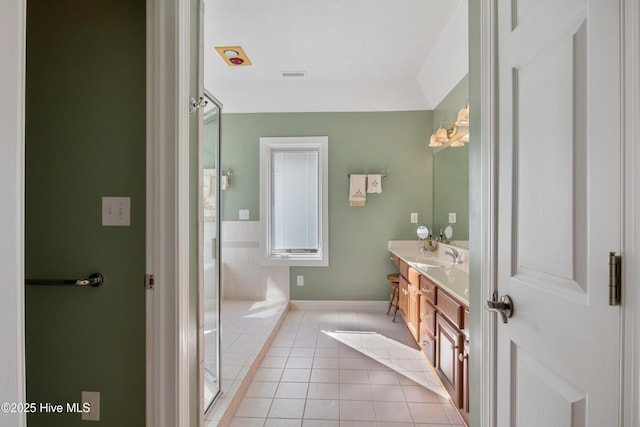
[{"left": 204, "top": 0, "right": 468, "bottom": 113}]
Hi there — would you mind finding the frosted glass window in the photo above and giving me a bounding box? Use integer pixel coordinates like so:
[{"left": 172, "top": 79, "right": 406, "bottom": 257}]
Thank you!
[{"left": 260, "top": 136, "right": 328, "bottom": 266}]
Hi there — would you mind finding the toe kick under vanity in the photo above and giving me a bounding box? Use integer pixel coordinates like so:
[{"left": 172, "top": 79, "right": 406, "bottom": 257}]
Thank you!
[{"left": 388, "top": 240, "right": 470, "bottom": 425}]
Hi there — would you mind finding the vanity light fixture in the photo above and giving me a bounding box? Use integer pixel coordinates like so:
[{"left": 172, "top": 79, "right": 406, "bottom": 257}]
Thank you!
[
  {"left": 455, "top": 102, "right": 470, "bottom": 127},
  {"left": 429, "top": 103, "right": 471, "bottom": 150},
  {"left": 429, "top": 130, "right": 443, "bottom": 147}
]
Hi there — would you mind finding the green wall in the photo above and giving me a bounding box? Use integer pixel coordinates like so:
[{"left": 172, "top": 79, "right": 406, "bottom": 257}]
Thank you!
[
  {"left": 221, "top": 112, "right": 433, "bottom": 300},
  {"left": 432, "top": 75, "right": 470, "bottom": 240},
  {"left": 25, "top": 0, "right": 146, "bottom": 425}
]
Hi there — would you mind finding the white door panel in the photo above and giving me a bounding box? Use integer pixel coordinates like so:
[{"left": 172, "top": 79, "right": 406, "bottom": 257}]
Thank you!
[{"left": 496, "top": 0, "right": 621, "bottom": 425}]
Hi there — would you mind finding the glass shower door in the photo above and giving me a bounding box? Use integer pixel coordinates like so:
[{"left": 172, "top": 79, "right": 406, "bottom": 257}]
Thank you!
[{"left": 202, "top": 92, "right": 221, "bottom": 412}]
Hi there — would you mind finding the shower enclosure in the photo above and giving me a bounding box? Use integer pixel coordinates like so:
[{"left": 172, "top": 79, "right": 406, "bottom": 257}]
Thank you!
[{"left": 201, "top": 92, "right": 222, "bottom": 412}]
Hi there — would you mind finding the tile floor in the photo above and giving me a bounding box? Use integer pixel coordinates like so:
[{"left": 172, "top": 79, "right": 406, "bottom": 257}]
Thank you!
[
  {"left": 230, "top": 308, "right": 465, "bottom": 427},
  {"left": 206, "top": 300, "right": 289, "bottom": 425}
]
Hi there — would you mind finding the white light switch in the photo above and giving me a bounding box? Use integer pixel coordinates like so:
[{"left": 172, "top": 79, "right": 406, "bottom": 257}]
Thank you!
[
  {"left": 448, "top": 212, "right": 457, "bottom": 224},
  {"left": 410, "top": 213, "right": 418, "bottom": 224},
  {"left": 102, "top": 197, "right": 130, "bottom": 226},
  {"left": 239, "top": 209, "right": 249, "bottom": 220}
]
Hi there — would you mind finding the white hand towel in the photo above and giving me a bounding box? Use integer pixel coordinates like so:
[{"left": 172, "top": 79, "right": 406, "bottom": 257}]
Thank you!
[
  {"left": 367, "top": 174, "right": 382, "bottom": 193},
  {"left": 349, "top": 174, "right": 366, "bottom": 207}
]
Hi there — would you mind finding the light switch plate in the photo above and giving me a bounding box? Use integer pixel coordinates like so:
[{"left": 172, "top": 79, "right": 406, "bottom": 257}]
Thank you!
[
  {"left": 410, "top": 213, "right": 418, "bottom": 224},
  {"left": 102, "top": 197, "right": 130, "bottom": 226},
  {"left": 239, "top": 209, "right": 250, "bottom": 220},
  {"left": 81, "top": 391, "right": 100, "bottom": 421},
  {"left": 448, "top": 212, "right": 457, "bottom": 224}
]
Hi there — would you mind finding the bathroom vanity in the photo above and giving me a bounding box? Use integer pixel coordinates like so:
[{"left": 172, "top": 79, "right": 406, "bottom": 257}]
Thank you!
[{"left": 388, "top": 240, "right": 470, "bottom": 424}]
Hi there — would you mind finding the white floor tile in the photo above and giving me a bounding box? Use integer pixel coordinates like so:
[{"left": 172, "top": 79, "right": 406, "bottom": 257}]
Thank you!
[
  {"left": 275, "top": 382, "right": 309, "bottom": 399},
  {"left": 307, "top": 382, "right": 340, "bottom": 400},
  {"left": 234, "top": 397, "right": 272, "bottom": 418},
  {"left": 229, "top": 308, "right": 464, "bottom": 427},
  {"left": 245, "top": 381, "right": 278, "bottom": 398},
  {"left": 340, "top": 383, "right": 373, "bottom": 401},
  {"left": 373, "top": 401, "right": 413, "bottom": 423},
  {"left": 264, "top": 418, "right": 301, "bottom": 427},
  {"left": 280, "top": 368, "right": 311, "bottom": 382},
  {"left": 268, "top": 398, "right": 306, "bottom": 419},
  {"left": 303, "top": 398, "right": 339, "bottom": 420},
  {"left": 339, "top": 400, "right": 376, "bottom": 421}
]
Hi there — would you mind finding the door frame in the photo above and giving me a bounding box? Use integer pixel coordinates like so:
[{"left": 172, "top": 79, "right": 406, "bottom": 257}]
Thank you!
[
  {"left": 474, "top": 0, "right": 640, "bottom": 426},
  {"left": 0, "top": 0, "right": 26, "bottom": 426},
  {"left": 145, "top": 0, "right": 195, "bottom": 426}
]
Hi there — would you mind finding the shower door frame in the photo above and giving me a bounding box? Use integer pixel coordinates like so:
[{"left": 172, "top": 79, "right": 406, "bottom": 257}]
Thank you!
[{"left": 200, "top": 91, "right": 222, "bottom": 415}]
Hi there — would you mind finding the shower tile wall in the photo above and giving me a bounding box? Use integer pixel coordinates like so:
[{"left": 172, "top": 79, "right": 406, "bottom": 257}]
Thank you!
[{"left": 222, "top": 221, "right": 289, "bottom": 301}]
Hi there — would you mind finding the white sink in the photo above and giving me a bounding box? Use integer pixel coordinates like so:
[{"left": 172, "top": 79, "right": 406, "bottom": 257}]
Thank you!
[{"left": 408, "top": 258, "right": 454, "bottom": 269}]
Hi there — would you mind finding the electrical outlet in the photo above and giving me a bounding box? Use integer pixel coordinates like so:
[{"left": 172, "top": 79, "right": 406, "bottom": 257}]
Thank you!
[
  {"left": 410, "top": 213, "right": 418, "bottom": 224},
  {"left": 448, "top": 212, "right": 457, "bottom": 224},
  {"left": 81, "top": 391, "right": 100, "bottom": 421},
  {"left": 239, "top": 209, "right": 249, "bottom": 220},
  {"left": 296, "top": 275, "right": 304, "bottom": 286}
]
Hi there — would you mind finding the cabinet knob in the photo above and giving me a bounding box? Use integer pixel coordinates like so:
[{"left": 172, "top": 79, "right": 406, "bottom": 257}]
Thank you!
[{"left": 458, "top": 352, "right": 468, "bottom": 362}]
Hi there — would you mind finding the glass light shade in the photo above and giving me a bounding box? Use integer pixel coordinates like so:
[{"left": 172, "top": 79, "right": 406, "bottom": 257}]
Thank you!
[
  {"left": 450, "top": 139, "right": 465, "bottom": 147},
  {"left": 460, "top": 132, "right": 470, "bottom": 143},
  {"left": 434, "top": 127, "right": 449, "bottom": 143},
  {"left": 429, "top": 133, "right": 443, "bottom": 147},
  {"left": 455, "top": 106, "right": 469, "bottom": 127}
]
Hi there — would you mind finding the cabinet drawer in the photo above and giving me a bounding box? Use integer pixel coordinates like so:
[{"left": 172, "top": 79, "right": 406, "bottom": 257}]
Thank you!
[
  {"left": 408, "top": 266, "right": 421, "bottom": 287},
  {"left": 399, "top": 259, "right": 409, "bottom": 279},
  {"left": 420, "top": 297, "right": 436, "bottom": 335},
  {"left": 437, "top": 289, "right": 464, "bottom": 329},
  {"left": 419, "top": 326, "right": 436, "bottom": 366},
  {"left": 419, "top": 275, "right": 437, "bottom": 304},
  {"left": 389, "top": 252, "right": 400, "bottom": 266}
]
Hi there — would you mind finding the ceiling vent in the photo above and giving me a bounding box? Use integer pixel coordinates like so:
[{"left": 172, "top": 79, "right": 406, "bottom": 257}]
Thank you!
[{"left": 282, "top": 71, "right": 306, "bottom": 78}]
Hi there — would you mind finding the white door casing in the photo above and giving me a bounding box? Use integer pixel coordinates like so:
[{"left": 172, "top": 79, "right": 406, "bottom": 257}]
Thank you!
[
  {"left": 494, "top": 0, "right": 622, "bottom": 425},
  {"left": 0, "top": 0, "right": 26, "bottom": 426}
]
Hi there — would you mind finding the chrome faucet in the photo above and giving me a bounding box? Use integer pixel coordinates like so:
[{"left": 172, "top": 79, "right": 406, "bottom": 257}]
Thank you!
[{"left": 445, "top": 247, "right": 462, "bottom": 264}]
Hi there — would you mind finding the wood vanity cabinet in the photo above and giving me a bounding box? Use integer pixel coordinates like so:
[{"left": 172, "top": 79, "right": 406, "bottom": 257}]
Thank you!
[
  {"left": 392, "top": 252, "right": 469, "bottom": 424},
  {"left": 421, "top": 274, "right": 469, "bottom": 423}
]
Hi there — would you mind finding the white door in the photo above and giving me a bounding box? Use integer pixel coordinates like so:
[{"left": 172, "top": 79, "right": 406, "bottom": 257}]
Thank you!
[{"left": 494, "top": 0, "right": 622, "bottom": 425}]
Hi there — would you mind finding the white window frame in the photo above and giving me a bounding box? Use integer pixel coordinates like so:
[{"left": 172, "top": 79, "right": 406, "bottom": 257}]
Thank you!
[{"left": 259, "top": 136, "right": 329, "bottom": 267}]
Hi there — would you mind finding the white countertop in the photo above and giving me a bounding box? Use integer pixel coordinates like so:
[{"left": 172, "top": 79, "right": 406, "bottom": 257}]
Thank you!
[{"left": 388, "top": 240, "right": 469, "bottom": 305}]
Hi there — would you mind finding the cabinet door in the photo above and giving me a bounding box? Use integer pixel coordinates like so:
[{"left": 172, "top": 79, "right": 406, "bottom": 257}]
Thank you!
[
  {"left": 461, "top": 339, "right": 469, "bottom": 423},
  {"left": 399, "top": 276, "right": 409, "bottom": 320},
  {"left": 435, "top": 313, "right": 463, "bottom": 407},
  {"left": 407, "top": 284, "right": 420, "bottom": 341},
  {"left": 419, "top": 325, "right": 436, "bottom": 366}
]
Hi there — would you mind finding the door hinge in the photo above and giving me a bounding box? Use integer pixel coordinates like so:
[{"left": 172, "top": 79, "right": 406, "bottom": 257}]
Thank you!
[
  {"left": 609, "top": 252, "right": 621, "bottom": 306},
  {"left": 189, "top": 96, "right": 207, "bottom": 114},
  {"left": 145, "top": 274, "right": 155, "bottom": 290}
]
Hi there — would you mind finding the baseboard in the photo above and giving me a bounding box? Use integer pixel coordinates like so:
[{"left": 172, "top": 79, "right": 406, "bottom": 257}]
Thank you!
[{"left": 289, "top": 300, "right": 388, "bottom": 311}]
